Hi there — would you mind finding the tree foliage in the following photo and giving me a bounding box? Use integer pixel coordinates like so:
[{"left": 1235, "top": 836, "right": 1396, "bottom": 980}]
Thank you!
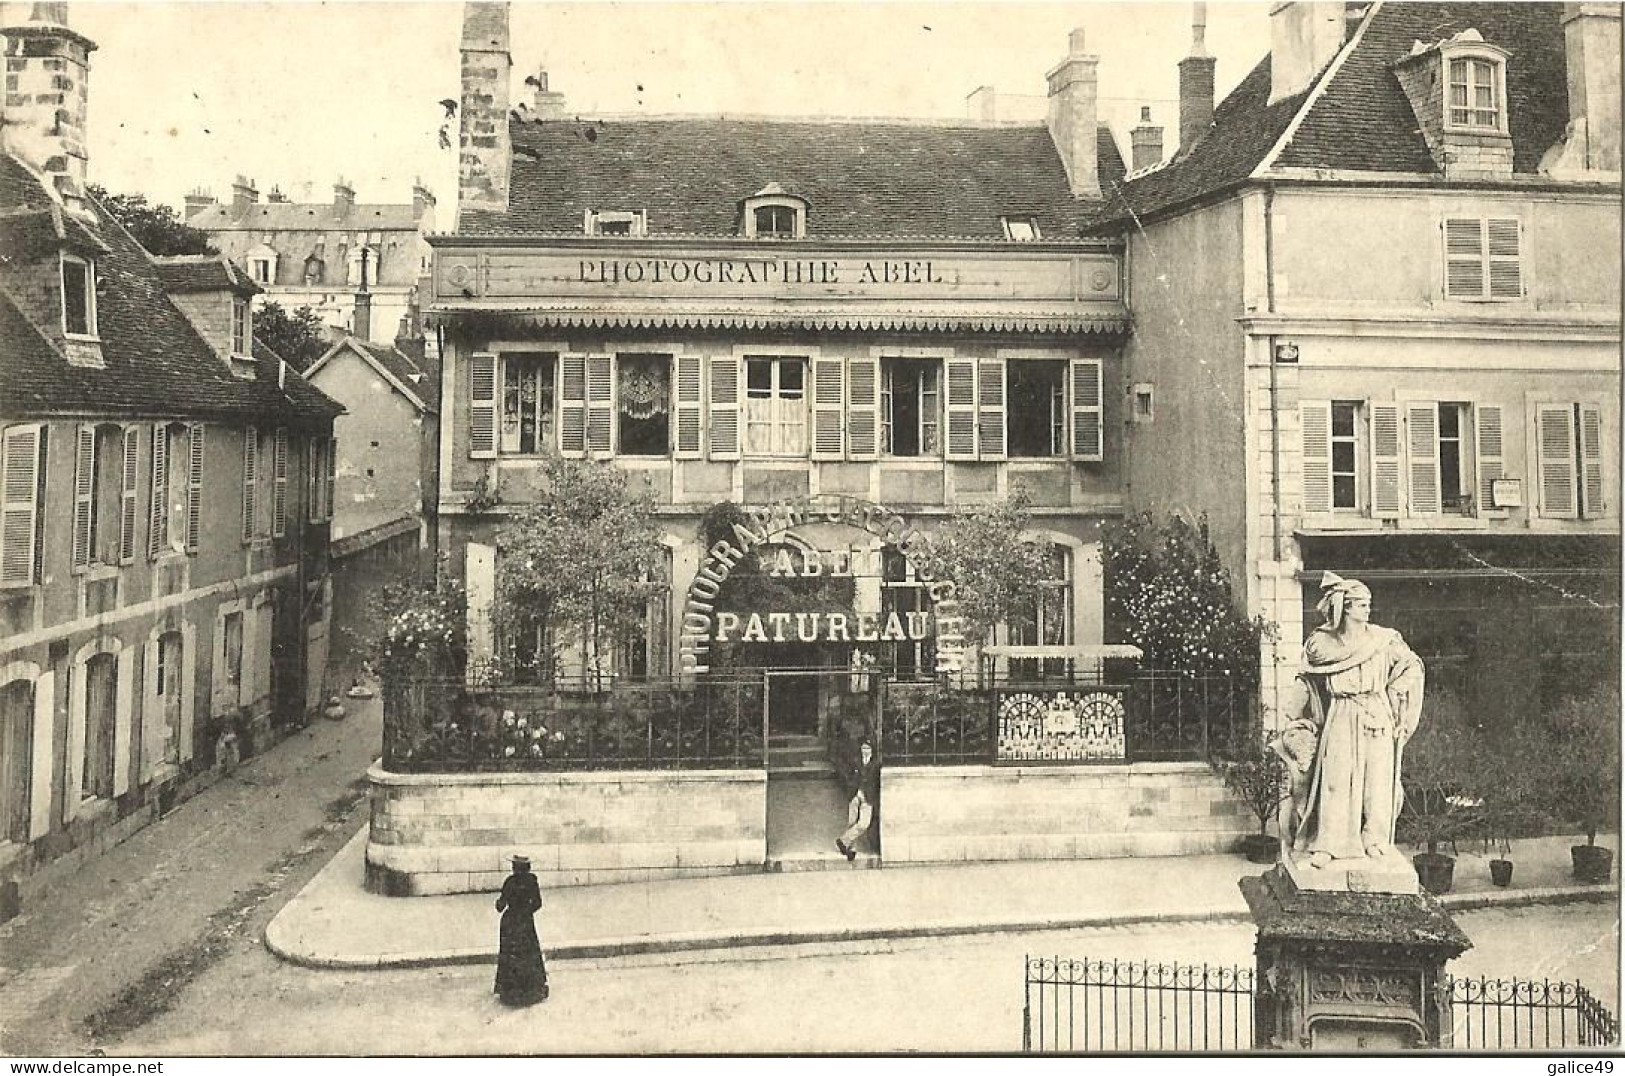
[
  {"left": 1100, "top": 511, "right": 1269, "bottom": 684},
  {"left": 256, "top": 300, "right": 331, "bottom": 372},
  {"left": 494, "top": 457, "right": 662, "bottom": 688},
  {"left": 923, "top": 488, "right": 1053, "bottom": 645},
  {"left": 87, "top": 183, "right": 215, "bottom": 256}
]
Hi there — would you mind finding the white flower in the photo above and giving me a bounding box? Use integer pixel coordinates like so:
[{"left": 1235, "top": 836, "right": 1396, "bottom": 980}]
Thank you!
[{"left": 504, "top": 746, "right": 516, "bottom": 757}]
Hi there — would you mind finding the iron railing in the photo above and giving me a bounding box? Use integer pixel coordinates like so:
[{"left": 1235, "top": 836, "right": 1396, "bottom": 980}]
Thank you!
[
  {"left": 1023, "top": 956, "right": 1255, "bottom": 1053},
  {"left": 1449, "top": 976, "right": 1620, "bottom": 1050},
  {"left": 882, "top": 671, "right": 1252, "bottom": 766},
  {"left": 383, "top": 675, "right": 765, "bottom": 772}
]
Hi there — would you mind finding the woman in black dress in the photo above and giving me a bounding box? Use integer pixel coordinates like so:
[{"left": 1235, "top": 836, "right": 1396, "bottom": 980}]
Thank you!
[{"left": 493, "top": 855, "right": 549, "bottom": 1005}]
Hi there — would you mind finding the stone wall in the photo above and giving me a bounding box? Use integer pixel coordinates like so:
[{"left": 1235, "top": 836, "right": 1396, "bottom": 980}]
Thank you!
[
  {"left": 879, "top": 762, "right": 1251, "bottom": 863},
  {"left": 366, "top": 764, "right": 767, "bottom": 895}
]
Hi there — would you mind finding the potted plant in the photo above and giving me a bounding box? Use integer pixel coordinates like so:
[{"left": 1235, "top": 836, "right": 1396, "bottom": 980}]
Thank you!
[
  {"left": 1469, "top": 717, "right": 1549, "bottom": 889},
  {"left": 1399, "top": 690, "right": 1476, "bottom": 895},
  {"left": 1212, "top": 723, "right": 1292, "bottom": 865},
  {"left": 1542, "top": 684, "right": 1620, "bottom": 885}
]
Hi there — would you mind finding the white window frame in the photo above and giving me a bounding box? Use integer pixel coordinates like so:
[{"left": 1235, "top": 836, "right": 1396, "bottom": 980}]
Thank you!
[
  {"left": 740, "top": 195, "right": 807, "bottom": 239},
  {"left": 1329, "top": 400, "right": 1365, "bottom": 513},
  {"left": 1443, "top": 47, "right": 1509, "bottom": 135},
  {"left": 880, "top": 357, "right": 943, "bottom": 458},
  {"left": 583, "top": 210, "right": 648, "bottom": 237},
  {"left": 743, "top": 355, "right": 809, "bottom": 457},
  {"left": 499, "top": 352, "right": 559, "bottom": 456},
  {"left": 1530, "top": 396, "right": 1611, "bottom": 523},
  {"left": 60, "top": 252, "right": 97, "bottom": 339},
  {"left": 231, "top": 297, "right": 252, "bottom": 357},
  {"left": 1442, "top": 216, "right": 1523, "bottom": 302},
  {"left": 1001, "top": 216, "right": 1041, "bottom": 241}
]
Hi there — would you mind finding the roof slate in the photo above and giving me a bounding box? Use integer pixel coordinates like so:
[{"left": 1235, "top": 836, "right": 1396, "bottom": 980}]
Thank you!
[
  {"left": 153, "top": 254, "right": 261, "bottom": 295},
  {"left": 0, "top": 155, "right": 339, "bottom": 423},
  {"left": 461, "top": 117, "right": 1126, "bottom": 239},
  {"left": 190, "top": 202, "right": 427, "bottom": 233}
]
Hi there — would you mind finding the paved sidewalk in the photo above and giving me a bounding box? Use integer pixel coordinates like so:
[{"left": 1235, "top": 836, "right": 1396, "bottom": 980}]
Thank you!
[{"left": 265, "top": 829, "right": 1618, "bottom": 970}]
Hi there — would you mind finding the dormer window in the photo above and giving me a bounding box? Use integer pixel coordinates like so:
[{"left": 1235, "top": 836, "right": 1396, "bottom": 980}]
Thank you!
[
  {"left": 247, "top": 243, "right": 278, "bottom": 285},
  {"left": 1448, "top": 55, "right": 1502, "bottom": 130},
  {"left": 1002, "top": 216, "right": 1041, "bottom": 241},
  {"left": 739, "top": 185, "right": 808, "bottom": 239},
  {"left": 61, "top": 253, "right": 96, "bottom": 337},
  {"left": 585, "top": 209, "right": 647, "bottom": 237},
  {"left": 232, "top": 297, "right": 251, "bottom": 357}
]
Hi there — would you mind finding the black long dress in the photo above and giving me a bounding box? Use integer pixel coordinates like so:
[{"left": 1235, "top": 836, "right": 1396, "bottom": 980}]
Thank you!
[{"left": 494, "top": 870, "right": 548, "bottom": 1006}]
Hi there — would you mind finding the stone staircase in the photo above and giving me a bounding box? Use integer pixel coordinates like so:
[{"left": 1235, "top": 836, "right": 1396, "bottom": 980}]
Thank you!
[{"left": 767, "top": 733, "right": 834, "bottom": 777}]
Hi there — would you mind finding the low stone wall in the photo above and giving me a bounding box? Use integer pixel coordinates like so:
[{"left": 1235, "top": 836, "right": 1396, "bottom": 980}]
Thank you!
[
  {"left": 880, "top": 762, "right": 1252, "bottom": 863},
  {"left": 365, "top": 764, "right": 768, "bottom": 895}
]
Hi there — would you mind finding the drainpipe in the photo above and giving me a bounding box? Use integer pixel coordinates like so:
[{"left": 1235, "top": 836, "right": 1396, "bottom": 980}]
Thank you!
[{"left": 1264, "top": 183, "right": 1281, "bottom": 563}]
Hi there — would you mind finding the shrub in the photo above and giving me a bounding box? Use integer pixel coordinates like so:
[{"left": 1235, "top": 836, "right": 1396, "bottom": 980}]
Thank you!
[{"left": 1537, "top": 683, "right": 1621, "bottom": 846}]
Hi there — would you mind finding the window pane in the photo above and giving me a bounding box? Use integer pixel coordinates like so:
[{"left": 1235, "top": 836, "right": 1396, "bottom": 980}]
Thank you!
[
  {"left": 1331, "top": 404, "right": 1355, "bottom": 437},
  {"left": 1439, "top": 404, "right": 1459, "bottom": 439},
  {"left": 778, "top": 359, "right": 803, "bottom": 395},
  {"left": 747, "top": 359, "right": 772, "bottom": 396},
  {"left": 1333, "top": 475, "right": 1356, "bottom": 508},
  {"left": 62, "top": 260, "right": 90, "bottom": 335},
  {"left": 1331, "top": 441, "right": 1355, "bottom": 472}
]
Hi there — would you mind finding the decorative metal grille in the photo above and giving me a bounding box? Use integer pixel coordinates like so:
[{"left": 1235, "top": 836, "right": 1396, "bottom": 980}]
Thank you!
[
  {"left": 1449, "top": 976, "right": 1620, "bottom": 1050},
  {"left": 1023, "top": 956, "right": 1255, "bottom": 1053}
]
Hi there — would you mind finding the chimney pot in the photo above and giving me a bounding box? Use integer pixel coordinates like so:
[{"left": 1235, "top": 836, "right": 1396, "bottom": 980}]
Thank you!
[
  {"left": 1178, "top": 2, "right": 1218, "bottom": 157},
  {"left": 1131, "top": 106, "right": 1165, "bottom": 172},
  {"left": 1045, "top": 26, "right": 1101, "bottom": 199}
]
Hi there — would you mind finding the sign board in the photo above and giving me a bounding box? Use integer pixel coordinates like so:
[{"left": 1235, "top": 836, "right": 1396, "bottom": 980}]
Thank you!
[
  {"left": 1490, "top": 478, "right": 1523, "bottom": 508},
  {"left": 996, "top": 688, "right": 1127, "bottom": 762}
]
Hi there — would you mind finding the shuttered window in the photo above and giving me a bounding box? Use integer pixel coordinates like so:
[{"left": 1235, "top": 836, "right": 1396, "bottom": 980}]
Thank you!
[
  {"left": 811, "top": 358, "right": 844, "bottom": 460},
  {"left": 1370, "top": 404, "right": 1403, "bottom": 519},
  {"left": 1475, "top": 405, "right": 1504, "bottom": 515},
  {"left": 1444, "top": 218, "right": 1522, "bottom": 300},
  {"left": 944, "top": 359, "right": 978, "bottom": 461},
  {"left": 0, "top": 423, "right": 45, "bottom": 587},
  {"left": 1300, "top": 402, "right": 1333, "bottom": 515},
  {"left": 1069, "top": 358, "right": 1103, "bottom": 461},
  {"left": 846, "top": 358, "right": 879, "bottom": 461},
  {"left": 185, "top": 425, "right": 204, "bottom": 552},
  {"left": 1405, "top": 403, "right": 1442, "bottom": 516},
  {"left": 1579, "top": 404, "right": 1605, "bottom": 519},
  {"left": 976, "top": 358, "right": 1007, "bottom": 459},
  {"left": 272, "top": 427, "right": 289, "bottom": 538},
  {"left": 1536, "top": 405, "right": 1577, "bottom": 519},
  {"left": 242, "top": 426, "right": 259, "bottom": 542},
  {"left": 118, "top": 426, "right": 140, "bottom": 564},
  {"left": 149, "top": 423, "right": 170, "bottom": 559},
  {"left": 707, "top": 356, "right": 742, "bottom": 460},
  {"left": 468, "top": 351, "right": 498, "bottom": 459},
  {"left": 673, "top": 354, "right": 703, "bottom": 459},
  {"left": 558, "top": 353, "right": 588, "bottom": 457},
  {"left": 72, "top": 425, "right": 95, "bottom": 571},
  {"left": 585, "top": 353, "right": 614, "bottom": 456}
]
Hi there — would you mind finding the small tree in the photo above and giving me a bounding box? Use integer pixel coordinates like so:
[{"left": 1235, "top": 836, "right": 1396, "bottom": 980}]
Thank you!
[
  {"left": 88, "top": 184, "right": 215, "bottom": 256},
  {"left": 1215, "top": 734, "right": 1292, "bottom": 839},
  {"left": 1539, "top": 683, "right": 1621, "bottom": 847},
  {"left": 495, "top": 457, "right": 661, "bottom": 691},
  {"left": 256, "top": 300, "right": 332, "bottom": 372},
  {"left": 1399, "top": 689, "right": 1478, "bottom": 856},
  {"left": 923, "top": 488, "right": 1054, "bottom": 648}
]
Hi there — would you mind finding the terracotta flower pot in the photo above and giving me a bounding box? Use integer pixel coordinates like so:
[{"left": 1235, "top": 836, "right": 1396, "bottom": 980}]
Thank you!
[
  {"left": 1413, "top": 851, "right": 1455, "bottom": 895},
  {"left": 1241, "top": 833, "right": 1281, "bottom": 865},
  {"left": 1489, "top": 858, "right": 1514, "bottom": 887},
  {"left": 1572, "top": 844, "right": 1613, "bottom": 884}
]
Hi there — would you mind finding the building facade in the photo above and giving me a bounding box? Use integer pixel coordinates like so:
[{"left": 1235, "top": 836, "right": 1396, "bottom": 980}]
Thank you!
[
  {"left": 186, "top": 176, "right": 437, "bottom": 347},
  {"left": 0, "top": 4, "right": 342, "bottom": 901},
  {"left": 1099, "top": 1, "right": 1621, "bottom": 728}
]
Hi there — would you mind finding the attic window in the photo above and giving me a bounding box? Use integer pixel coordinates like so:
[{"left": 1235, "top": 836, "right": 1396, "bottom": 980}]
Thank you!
[
  {"left": 61, "top": 253, "right": 97, "bottom": 337},
  {"left": 1439, "top": 40, "right": 1509, "bottom": 134},
  {"left": 232, "top": 297, "right": 252, "bottom": 357},
  {"left": 585, "top": 210, "right": 647, "bottom": 237},
  {"left": 739, "top": 187, "right": 807, "bottom": 239},
  {"left": 1002, "top": 216, "right": 1041, "bottom": 241},
  {"left": 753, "top": 206, "right": 797, "bottom": 239}
]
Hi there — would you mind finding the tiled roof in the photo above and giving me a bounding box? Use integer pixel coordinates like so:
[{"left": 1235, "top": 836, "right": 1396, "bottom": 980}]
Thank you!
[
  {"left": 0, "top": 155, "right": 339, "bottom": 423},
  {"left": 191, "top": 202, "right": 426, "bottom": 232},
  {"left": 1098, "top": 2, "right": 1584, "bottom": 231},
  {"left": 461, "top": 117, "right": 1126, "bottom": 239},
  {"left": 153, "top": 254, "right": 261, "bottom": 295},
  {"left": 314, "top": 337, "right": 434, "bottom": 413}
]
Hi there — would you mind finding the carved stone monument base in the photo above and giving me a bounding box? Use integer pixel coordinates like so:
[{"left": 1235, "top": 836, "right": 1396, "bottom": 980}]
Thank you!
[
  {"left": 1241, "top": 863, "right": 1472, "bottom": 1050},
  {"left": 1282, "top": 847, "right": 1420, "bottom": 895}
]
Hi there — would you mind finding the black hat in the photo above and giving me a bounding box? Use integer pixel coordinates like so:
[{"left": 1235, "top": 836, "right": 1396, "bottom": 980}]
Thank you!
[{"left": 509, "top": 854, "right": 531, "bottom": 871}]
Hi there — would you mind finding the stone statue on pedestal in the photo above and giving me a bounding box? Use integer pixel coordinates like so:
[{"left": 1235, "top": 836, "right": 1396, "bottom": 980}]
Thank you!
[{"left": 1273, "top": 573, "right": 1425, "bottom": 889}]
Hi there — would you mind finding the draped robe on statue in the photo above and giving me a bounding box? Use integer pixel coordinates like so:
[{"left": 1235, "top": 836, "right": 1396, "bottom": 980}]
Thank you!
[{"left": 1281, "top": 624, "right": 1425, "bottom": 861}]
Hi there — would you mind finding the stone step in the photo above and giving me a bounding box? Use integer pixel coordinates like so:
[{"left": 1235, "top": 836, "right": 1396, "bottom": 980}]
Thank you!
[
  {"left": 767, "top": 744, "right": 828, "bottom": 761},
  {"left": 767, "top": 760, "right": 837, "bottom": 779},
  {"left": 768, "top": 734, "right": 822, "bottom": 748},
  {"left": 766, "top": 850, "right": 882, "bottom": 873}
]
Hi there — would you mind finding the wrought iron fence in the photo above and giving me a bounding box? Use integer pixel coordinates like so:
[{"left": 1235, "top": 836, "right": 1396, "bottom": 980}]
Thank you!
[
  {"left": 383, "top": 675, "right": 765, "bottom": 772},
  {"left": 1023, "top": 956, "right": 1255, "bottom": 1052},
  {"left": 1449, "top": 976, "right": 1620, "bottom": 1050},
  {"left": 881, "top": 671, "right": 1251, "bottom": 766}
]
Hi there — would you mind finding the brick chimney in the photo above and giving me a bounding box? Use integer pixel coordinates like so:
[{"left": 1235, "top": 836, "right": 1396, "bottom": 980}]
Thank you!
[
  {"left": 1556, "top": 2, "right": 1622, "bottom": 173},
  {"left": 353, "top": 291, "right": 372, "bottom": 342},
  {"left": 231, "top": 174, "right": 259, "bottom": 217},
  {"left": 1268, "top": 1, "right": 1348, "bottom": 107},
  {"left": 184, "top": 187, "right": 216, "bottom": 218},
  {"left": 0, "top": 2, "right": 97, "bottom": 219},
  {"left": 334, "top": 177, "right": 356, "bottom": 214},
  {"left": 459, "top": 2, "right": 513, "bottom": 224},
  {"left": 530, "top": 68, "right": 566, "bottom": 120},
  {"left": 1045, "top": 27, "right": 1101, "bottom": 200},
  {"left": 266, "top": 184, "right": 289, "bottom": 203},
  {"left": 1130, "top": 106, "right": 1165, "bottom": 171},
  {"left": 966, "top": 85, "right": 998, "bottom": 123},
  {"left": 1178, "top": 2, "right": 1217, "bottom": 157},
  {"left": 412, "top": 180, "right": 436, "bottom": 217}
]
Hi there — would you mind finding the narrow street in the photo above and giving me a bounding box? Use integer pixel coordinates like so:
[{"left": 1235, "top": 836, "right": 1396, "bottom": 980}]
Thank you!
[{"left": 0, "top": 699, "right": 380, "bottom": 1056}]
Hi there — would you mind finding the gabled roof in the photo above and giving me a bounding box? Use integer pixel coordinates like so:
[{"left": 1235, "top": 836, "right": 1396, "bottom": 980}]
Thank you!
[
  {"left": 0, "top": 154, "right": 339, "bottom": 423},
  {"left": 304, "top": 336, "right": 434, "bottom": 413},
  {"left": 153, "top": 254, "right": 261, "bottom": 296},
  {"left": 190, "top": 201, "right": 427, "bottom": 232},
  {"left": 460, "top": 116, "right": 1126, "bottom": 240},
  {"left": 1098, "top": 2, "right": 1591, "bottom": 231}
]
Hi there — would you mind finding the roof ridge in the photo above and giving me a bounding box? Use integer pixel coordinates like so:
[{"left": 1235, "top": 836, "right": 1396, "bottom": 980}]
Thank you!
[{"left": 513, "top": 111, "right": 1061, "bottom": 130}]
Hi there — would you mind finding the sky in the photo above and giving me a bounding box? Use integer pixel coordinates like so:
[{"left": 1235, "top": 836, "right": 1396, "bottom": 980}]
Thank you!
[{"left": 48, "top": 1, "right": 1273, "bottom": 215}]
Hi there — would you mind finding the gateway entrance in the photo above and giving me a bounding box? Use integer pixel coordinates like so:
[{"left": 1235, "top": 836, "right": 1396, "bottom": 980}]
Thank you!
[{"left": 763, "top": 667, "right": 881, "bottom": 869}]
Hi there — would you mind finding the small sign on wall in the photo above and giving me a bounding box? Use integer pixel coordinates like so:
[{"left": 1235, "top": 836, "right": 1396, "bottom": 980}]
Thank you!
[{"left": 1491, "top": 479, "right": 1523, "bottom": 508}]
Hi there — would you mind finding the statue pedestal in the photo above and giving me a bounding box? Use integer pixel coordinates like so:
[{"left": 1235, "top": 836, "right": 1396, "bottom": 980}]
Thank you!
[{"left": 1240, "top": 862, "right": 1471, "bottom": 1050}]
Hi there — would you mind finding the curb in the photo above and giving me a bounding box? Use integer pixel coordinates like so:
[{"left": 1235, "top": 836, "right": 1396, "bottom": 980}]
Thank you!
[{"left": 264, "top": 884, "right": 1616, "bottom": 972}]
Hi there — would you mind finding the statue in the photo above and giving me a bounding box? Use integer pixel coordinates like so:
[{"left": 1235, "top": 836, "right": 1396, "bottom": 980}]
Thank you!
[{"left": 1273, "top": 573, "right": 1424, "bottom": 869}]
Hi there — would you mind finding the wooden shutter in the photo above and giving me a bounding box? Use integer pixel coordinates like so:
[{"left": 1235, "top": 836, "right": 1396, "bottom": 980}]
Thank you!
[
  {"left": 325, "top": 435, "right": 336, "bottom": 522},
  {"left": 1579, "top": 403, "right": 1605, "bottom": 518},
  {"left": 72, "top": 424, "right": 94, "bottom": 570},
  {"left": 469, "top": 351, "right": 498, "bottom": 459},
  {"left": 118, "top": 426, "right": 139, "bottom": 564},
  {"left": 149, "top": 424, "right": 168, "bottom": 558},
  {"left": 1486, "top": 218, "right": 1522, "bottom": 300},
  {"left": 847, "top": 357, "right": 879, "bottom": 460},
  {"left": 1370, "top": 403, "right": 1403, "bottom": 519},
  {"left": 1536, "top": 404, "right": 1577, "bottom": 519},
  {"left": 976, "top": 358, "right": 1006, "bottom": 460},
  {"left": 112, "top": 653, "right": 134, "bottom": 796},
  {"left": 1069, "top": 358, "right": 1103, "bottom": 461},
  {"left": 0, "top": 423, "right": 43, "bottom": 587},
  {"left": 558, "top": 352, "right": 588, "bottom": 457},
  {"left": 272, "top": 427, "right": 289, "bottom": 537},
  {"left": 1474, "top": 405, "right": 1504, "bottom": 515},
  {"left": 178, "top": 626, "right": 197, "bottom": 763},
  {"left": 1443, "top": 218, "right": 1485, "bottom": 298},
  {"left": 186, "top": 424, "right": 204, "bottom": 552},
  {"left": 945, "top": 359, "right": 978, "bottom": 461},
  {"left": 1406, "top": 403, "right": 1442, "bottom": 516},
  {"left": 673, "top": 353, "right": 703, "bottom": 458},
  {"left": 707, "top": 355, "right": 741, "bottom": 460},
  {"left": 585, "top": 353, "right": 614, "bottom": 456},
  {"left": 28, "top": 670, "right": 53, "bottom": 840},
  {"left": 811, "top": 358, "right": 845, "bottom": 460},
  {"left": 242, "top": 425, "right": 258, "bottom": 542},
  {"left": 1300, "top": 402, "right": 1332, "bottom": 515}
]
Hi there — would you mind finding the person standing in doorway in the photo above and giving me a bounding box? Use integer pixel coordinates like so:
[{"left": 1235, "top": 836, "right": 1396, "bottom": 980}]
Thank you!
[
  {"left": 493, "top": 855, "right": 549, "bottom": 1006},
  {"left": 836, "top": 740, "right": 880, "bottom": 861}
]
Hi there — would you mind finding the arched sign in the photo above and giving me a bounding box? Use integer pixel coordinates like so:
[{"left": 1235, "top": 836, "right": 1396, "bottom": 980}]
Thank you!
[{"left": 678, "top": 495, "right": 965, "bottom": 675}]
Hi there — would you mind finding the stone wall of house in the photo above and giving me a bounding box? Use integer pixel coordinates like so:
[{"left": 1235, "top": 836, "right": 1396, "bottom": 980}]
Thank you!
[
  {"left": 365, "top": 764, "right": 767, "bottom": 895},
  {"left": 879, "top": 761, "right": 1251, "bottom": 863}
]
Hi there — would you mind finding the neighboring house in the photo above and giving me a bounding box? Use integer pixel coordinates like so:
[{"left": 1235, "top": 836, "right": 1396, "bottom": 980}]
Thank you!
[
  {"left": 185, "top": 174, "right": 436, "bottom": 347},
  {"left": 0, "top": 5, "right": 342, "bottom": 900},
  {"left": 1094, "top": 2, "right": 1621, "bottom": 730},
  {"left": 431, "top": 5, "right": 1130, "bottom": 685},
  {"left": 303, "top": 334, "right": 439, "bottom": 544}
]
